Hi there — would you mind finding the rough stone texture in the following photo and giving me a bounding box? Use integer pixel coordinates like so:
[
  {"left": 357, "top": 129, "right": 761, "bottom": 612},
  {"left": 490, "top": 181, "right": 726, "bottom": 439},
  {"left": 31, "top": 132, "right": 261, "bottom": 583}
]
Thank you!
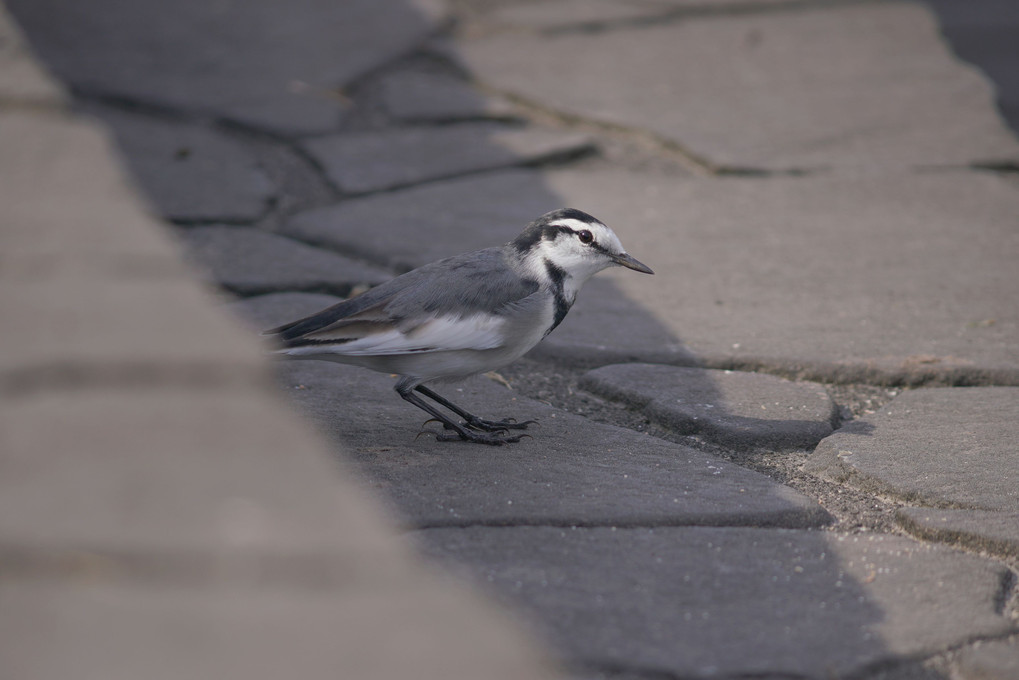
[
  {"left": 0, "top": 2, "right": 65, "bottom": 105},
  {"left": 300, "top": 123, "right": 594, "bottom": 194},
  {"left": 282, "top": 169, "right": 561, "bottom": 271},
  {"left": 176, "top": 226, "right": 391, "bottom": 297},
  {"left": 253, "top": 358, "right": 830, "bottom": 530},
  {"left": 6, "top": 0, "right": 449, "bottom": 135},
  {"left": 459, "top": 2, "right": 1019, "bottom": 169},
  {"left": 415, "top": 526, "right": 1012, "bottom": 678},
  {"left": 897, "top": 507, "right": 1019, "bottom": 560},
  {"left": 807, "top": 388, "right": 1019, "bottom": 511},
  {"left": 85, "top": 108, "right": 275, "bottom": 223},
  {"left": 581, "top": 364, "right": 837, "bottom": 450},
  {"left": 379, "top": 70, "right": 516, "bottom": 123},
  {"left": 952, "top": 638, "right": 1019, "bottom": 680}
]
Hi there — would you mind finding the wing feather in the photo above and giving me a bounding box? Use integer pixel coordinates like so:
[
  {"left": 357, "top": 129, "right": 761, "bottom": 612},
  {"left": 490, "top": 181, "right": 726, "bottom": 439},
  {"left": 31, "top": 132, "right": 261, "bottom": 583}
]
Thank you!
[{"left": 264, "top": 247, "right": 540, "bottom": 356}]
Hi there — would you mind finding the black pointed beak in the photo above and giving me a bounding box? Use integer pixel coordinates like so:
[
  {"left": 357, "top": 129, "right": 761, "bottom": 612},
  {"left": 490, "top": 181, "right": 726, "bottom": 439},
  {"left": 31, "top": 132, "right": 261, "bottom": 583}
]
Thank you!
[{"left": 612, "top": 252, "right": 654, "bottom": 274}]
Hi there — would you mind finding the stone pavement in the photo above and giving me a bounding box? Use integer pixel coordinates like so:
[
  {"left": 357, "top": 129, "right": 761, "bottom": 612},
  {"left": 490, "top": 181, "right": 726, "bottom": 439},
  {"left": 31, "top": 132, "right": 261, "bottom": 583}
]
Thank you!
[{"left": 5, "top": 0, "right": 1019, "bottom": 678}]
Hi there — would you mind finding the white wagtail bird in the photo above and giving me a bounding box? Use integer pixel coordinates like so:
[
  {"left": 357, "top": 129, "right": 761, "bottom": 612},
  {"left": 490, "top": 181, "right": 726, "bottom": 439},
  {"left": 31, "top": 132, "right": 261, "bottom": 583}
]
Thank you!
[{"left": 265, "top": 208, "right": 653, "bottom": 445}]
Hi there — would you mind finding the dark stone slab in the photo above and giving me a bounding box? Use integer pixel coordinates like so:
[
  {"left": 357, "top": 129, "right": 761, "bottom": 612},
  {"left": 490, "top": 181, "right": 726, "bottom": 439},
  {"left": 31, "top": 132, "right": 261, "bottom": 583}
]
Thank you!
[
  {"left": 897, "top": 507, "right": 1019, "bottom": 560},
  {"left": 226, "top": 292, "right": 344, "bottom": 333},
  {"left": 299, "top": 123, "right": 594, "bottom": 194},
  {"left": 379, "top": 70, "right": 516, "bottom": 123},
  {"left": 85, "top": 109, "right": 274, "bottom": 223},
  {"left": 581, "top": 364, "right": 837, "bottom": 451},
  {"left": 177, "top": 226, "right": 391, "bottom": 297},
  {"left": 270, "top": 361, "right": 831, "bottom": 529},
  {"left": 414, "top": 526, "right": 1012, "bottom": 678},
  {"left": 281, "top": 169, "right": 562, "bottom": 271},
  {"left": 807, "top": 387, "right": 1019, "bottom": 511},
  {"left": 8, "top": 0, "right": 449, "bottom": 134}
]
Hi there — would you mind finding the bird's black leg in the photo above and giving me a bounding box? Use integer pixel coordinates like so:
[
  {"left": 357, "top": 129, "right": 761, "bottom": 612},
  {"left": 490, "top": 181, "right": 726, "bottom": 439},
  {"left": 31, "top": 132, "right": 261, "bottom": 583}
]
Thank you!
[
  {"left": 414, "top": 384, "right": 536, "bottom": 431},
  {"left": 395, "top": 381, "right": 526, "bottom": 445}
]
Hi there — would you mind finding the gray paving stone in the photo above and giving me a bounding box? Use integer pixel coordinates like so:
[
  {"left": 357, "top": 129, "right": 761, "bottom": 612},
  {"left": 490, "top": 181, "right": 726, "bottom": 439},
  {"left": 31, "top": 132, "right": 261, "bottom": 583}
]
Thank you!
[
  {"left": 300, "top": 123, "right": 594, "bottom": 194},
  {"left": 459, "top": 2, "right": 1019, "bottom": 169},
  {"left": 379, "top": 70, "right": 516, "bottom": 123},
  {"left": 0, "top": 2, "right": 65, "bottom": 106},
  {"left": 535, "top": 168, "right": 1019, "bottom": 383},
  {"left": 953, "top": 638, "right": 1019, "bottom": 680},
  {"left": 0, "top": 111, "right": 187, "bottom": 272},
  {"left": 226, "top": 292, "right": 344, "bottom": 333},
  {"left": 282, "top": 169, "right": 562, "bottom": 271},
  {"left": 0, "top": 567, "right": 558, "bottom": 680},
  {"left": 7, "top": 0, "right": 449, "bottom": 135},
  {"left": 897, "top": 507, "right": 1019, "bottom": 560},
  {"left": 177, "top": 226, "right": 391, "bottom": 297},
  {"left": 489, "top": 0, "right": 665, "bottom": 29},
  {"left": 581, "top": 364, "right": 837, "bottom": 451},
  {"left": 807, "top": 388, "right": 1019, "bottom": 511},
  {"left": 88, "top": 109, "right": 275, "bottom": 223},
  {"left": 415, "top": 526, "right": 1012, "bottom": 678}
]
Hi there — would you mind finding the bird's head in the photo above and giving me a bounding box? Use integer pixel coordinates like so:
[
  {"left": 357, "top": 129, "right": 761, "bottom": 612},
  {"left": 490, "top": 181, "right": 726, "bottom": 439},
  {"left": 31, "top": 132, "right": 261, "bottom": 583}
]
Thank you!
[{"left": 512, "top": 208, "right": 653, "bottom": 285}]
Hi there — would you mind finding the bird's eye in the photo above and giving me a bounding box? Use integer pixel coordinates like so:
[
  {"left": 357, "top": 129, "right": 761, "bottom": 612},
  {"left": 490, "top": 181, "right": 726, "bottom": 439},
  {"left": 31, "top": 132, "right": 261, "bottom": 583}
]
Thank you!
[{"left": 577, "top": 230, "right": 594, "bottom": 244}]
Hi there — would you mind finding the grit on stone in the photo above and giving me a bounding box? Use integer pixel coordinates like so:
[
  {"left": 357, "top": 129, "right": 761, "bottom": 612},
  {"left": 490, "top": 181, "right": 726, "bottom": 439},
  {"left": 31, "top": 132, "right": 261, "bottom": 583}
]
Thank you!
[
  {"left": 176, "top": 226, "right": 391, "bottom": 297},
  {"left": 414, "top": 525, "right": 1013, "bottom": 678},
  {"left": 6, "top": 0, "right": 449, "bottom": 134},
  {"left": 808, "top": 387, "right": 1019, "bottom": 511},
  {"left": 580, "top": 364, "right": 838, "bottom": 451},
  {"left": 458, "top": 1, "right": 1019, "bottom": 169},
  {"left": 898, "top": 507, "right": 1019, "bottom": 560},
  {"left": 299, "top": 123, "right": 594, "bottom": 194}
]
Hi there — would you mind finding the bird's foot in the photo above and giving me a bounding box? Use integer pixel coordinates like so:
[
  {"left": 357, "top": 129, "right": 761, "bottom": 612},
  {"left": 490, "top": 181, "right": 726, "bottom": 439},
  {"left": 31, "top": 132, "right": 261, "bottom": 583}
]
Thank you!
[
  {"left": 463, "top": 415, "right": 538, "bottom": 432},
  {"left": 417, "top": 425, "right": 529, "bottom": 446}
]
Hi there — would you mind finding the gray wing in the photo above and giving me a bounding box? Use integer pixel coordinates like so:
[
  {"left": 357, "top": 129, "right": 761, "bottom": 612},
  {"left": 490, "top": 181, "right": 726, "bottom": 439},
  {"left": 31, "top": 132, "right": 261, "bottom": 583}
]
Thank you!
[{"left": 266, "top": 247, "right": 540, "bottom": 346}]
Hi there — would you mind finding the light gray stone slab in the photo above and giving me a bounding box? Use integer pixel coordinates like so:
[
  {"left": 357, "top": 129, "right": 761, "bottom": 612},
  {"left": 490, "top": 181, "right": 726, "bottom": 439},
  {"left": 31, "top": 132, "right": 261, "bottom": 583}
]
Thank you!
[
  {"left": 0, "top": 568, "right": 558, "bottom": 680},
  {"left": 897, "top": 507, "right": 1019, "bottom": 560},
  {"left": 807, "top": 388, "right": 1019, "bottom": 511},
  {"left": 534, "top": 168, "right": 1019, "bottom": 384},
  {"left": 581, "top": 364, "right": 837, "bottom": 450},
  {"left": 7, "top": 0, "right": 448, "bottom": 135},
  {"left": 953, "top": 638, "right": 1019, "bottom": 680},
  {"left": 459, "top": 2, "right": 1019, "bottom": 169},
  {"left": 87, "top": 109, "right": 275, "bottom": 223},
  {"left": 379, "top": 70, "right": 516, "bottom": 123},
  {"left": 282, "top": 169, "right": 562, "bottom": 271},
  {"left": 177, "top": 226, "right": 391, "bottom": 297},
  {"left": 415, "top": 526, "right": 1012, "bottom": 678},
  {"left": 300, "top": 123, "right": 594, "bottom": 193}
]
